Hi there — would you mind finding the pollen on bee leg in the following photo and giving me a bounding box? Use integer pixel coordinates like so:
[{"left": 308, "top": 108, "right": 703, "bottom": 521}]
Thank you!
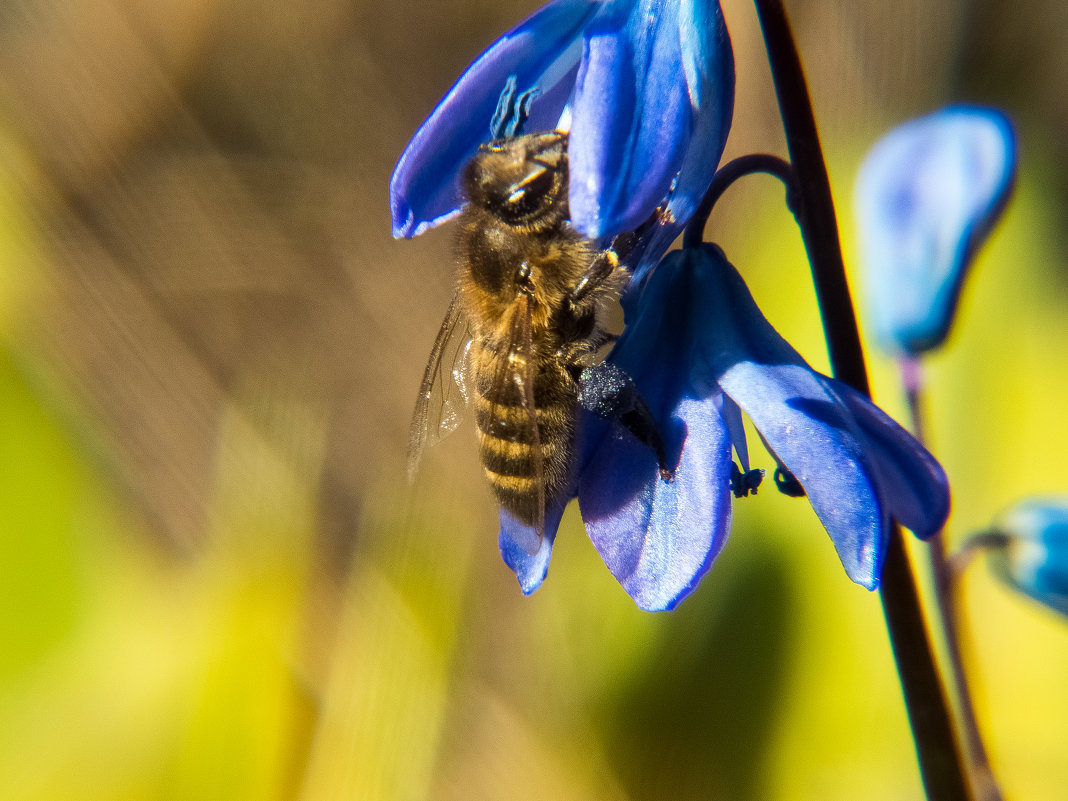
[{"left": 578, "top": 362, "right": 676, "bottom": 479}]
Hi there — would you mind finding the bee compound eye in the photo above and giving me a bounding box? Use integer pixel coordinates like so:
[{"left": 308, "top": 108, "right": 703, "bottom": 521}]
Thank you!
[
  {"left": 521, "top": 164, "right": 555, "bottom": 198},
  {"left": 500, "top": 170, "right": 556, "bottom": 222}
]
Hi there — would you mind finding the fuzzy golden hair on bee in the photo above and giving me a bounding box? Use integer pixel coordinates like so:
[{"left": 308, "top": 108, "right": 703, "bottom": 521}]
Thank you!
[{"left": 409, "top": 131, "right": 670, "bottom": 554}]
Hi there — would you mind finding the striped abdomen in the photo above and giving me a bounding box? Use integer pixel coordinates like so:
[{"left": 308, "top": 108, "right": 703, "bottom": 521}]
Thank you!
[{"left": 473, "top": 345, "right": 575, "bottom": 527}]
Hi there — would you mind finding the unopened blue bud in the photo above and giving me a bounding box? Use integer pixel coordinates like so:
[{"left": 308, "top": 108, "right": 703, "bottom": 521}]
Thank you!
[
  {"left": 855, "top": 106, "right": 1016, "bottom": 355},
  {"left": 986, "top": 498, "right": 1068, "bottom": 617}
]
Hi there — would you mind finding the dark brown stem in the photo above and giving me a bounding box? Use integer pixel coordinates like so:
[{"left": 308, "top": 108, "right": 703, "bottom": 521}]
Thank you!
[
  {"left": 752, "top": 2, "right": 971, "bottom": 798},
  {"left": 683, "top": 154, "right": 797, "bottom": 249}
]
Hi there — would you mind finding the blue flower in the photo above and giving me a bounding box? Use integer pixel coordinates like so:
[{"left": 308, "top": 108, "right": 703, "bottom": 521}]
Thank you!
[
  {"left": 854, "top": 105, "right": 1016, "bottom": 355},
  {"left": 389, "top": 0, "right": 735, "bottom": 241},
  {"left": 984, "top": 498, "right": 1068, "bottom": 617},
  {"left": 502, "top": 244, "right": 951, "bottom": 610}
]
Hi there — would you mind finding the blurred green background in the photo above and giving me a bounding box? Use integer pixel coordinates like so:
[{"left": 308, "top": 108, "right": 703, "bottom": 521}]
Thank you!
[{"left": 0, "top": 0, "right": 1065, "bottom": 799}]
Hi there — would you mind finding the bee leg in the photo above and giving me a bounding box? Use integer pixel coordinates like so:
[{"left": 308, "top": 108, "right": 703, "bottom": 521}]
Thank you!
[
  {"left": 569, "top": 231, "right": 637, "bottom": 308},
  {"left": 577, "top": 362, "right": 675, "bottom": 481},
  {"left": 585, "top": 329, "right": 618, "bottom": 352},
  {"left": 560, "top": 328, "right": 618, "bottom": 367}
]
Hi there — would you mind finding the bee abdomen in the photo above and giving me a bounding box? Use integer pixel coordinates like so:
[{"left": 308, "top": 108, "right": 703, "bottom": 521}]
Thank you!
[
  {"left": 478, "top": 431, "right": 561, "bottom": 477},
  {"left": 474, "top": 393, "right": 573, "bottom": 526}
]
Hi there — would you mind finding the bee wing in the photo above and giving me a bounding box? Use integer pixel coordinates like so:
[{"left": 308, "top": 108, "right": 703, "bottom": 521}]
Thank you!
[
  {"left": 488, "top": 292, "right": 546, "bottom": 554},
  {"left": 407, "top": 295, "right": 474, "bottom": 479}
]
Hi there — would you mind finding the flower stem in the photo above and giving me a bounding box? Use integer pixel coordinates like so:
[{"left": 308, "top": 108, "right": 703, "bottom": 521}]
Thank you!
[
  {"left": 751, "top": 2, "right": 971, "bottom": 799},
  {"left": 683, "top": 154, "right": 796, "bottom": 249},
  {"left": 901, "top": 357, "right": 1005, "bottom": 801}
]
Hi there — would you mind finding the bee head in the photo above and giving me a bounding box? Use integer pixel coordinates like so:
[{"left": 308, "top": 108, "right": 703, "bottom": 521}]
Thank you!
[{"left": 463, "top": 132, "right": 569, "bottom": 230}]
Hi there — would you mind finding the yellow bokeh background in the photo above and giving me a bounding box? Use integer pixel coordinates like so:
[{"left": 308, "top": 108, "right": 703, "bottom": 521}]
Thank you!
[{"left": 0, "top": 1, "right": 1065, "bottom": 799}]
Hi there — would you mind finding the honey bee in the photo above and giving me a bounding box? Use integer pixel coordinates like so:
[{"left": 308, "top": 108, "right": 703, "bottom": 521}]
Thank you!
[{"left": 408, "top": 131, "right": 670, "bottom": 553}]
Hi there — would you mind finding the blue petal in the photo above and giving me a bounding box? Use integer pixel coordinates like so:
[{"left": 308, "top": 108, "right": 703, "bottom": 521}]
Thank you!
[
  {"left": 569, "top": 0, "right": 691, "bottom": 238},
  {"left": 855, "top": 105, "right": 1016, "bottom": 354},
  {"left": 662, "top": 0, "right": 735, "bottom": 233},
  {"left": 991, "top": 498, "right": 1068, "bottom": 616},
  {"left": 836, "top": 383, "right": 950, "bottom": 539},
  {"left": 499, "top": 501, "right": 569, "bottom": 595},
  {"left": 578, "top": 398, "right": 732, "bottom": 611},
  {"left": 621, "top": 0, "right": 736, "bottom": 288},
  {"left": 720, "top": 363, "right": 889, "bottom": 588},
  {"left": 576, "top": 242, "right": 732, "bottom": 610},
  {"left": 389, "top": 0, "right": 598, "bottom": 238},
  {"left": 670, "top": 245, "right": 949, "bottom": 588}
]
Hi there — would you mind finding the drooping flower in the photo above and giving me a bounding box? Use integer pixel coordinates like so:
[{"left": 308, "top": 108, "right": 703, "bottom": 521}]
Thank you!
[
  {"left": 854, "top": 105, "right": 1016, "bottom": 355},
  {"left": 982, "top": 498, "right": 1068, "bottom": 617},
  {"left": 503, "top": 244, "right": 951, "bottom": 610},
  {"left": 390, "top": 0, "right": 735, "bottom": 242}
]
